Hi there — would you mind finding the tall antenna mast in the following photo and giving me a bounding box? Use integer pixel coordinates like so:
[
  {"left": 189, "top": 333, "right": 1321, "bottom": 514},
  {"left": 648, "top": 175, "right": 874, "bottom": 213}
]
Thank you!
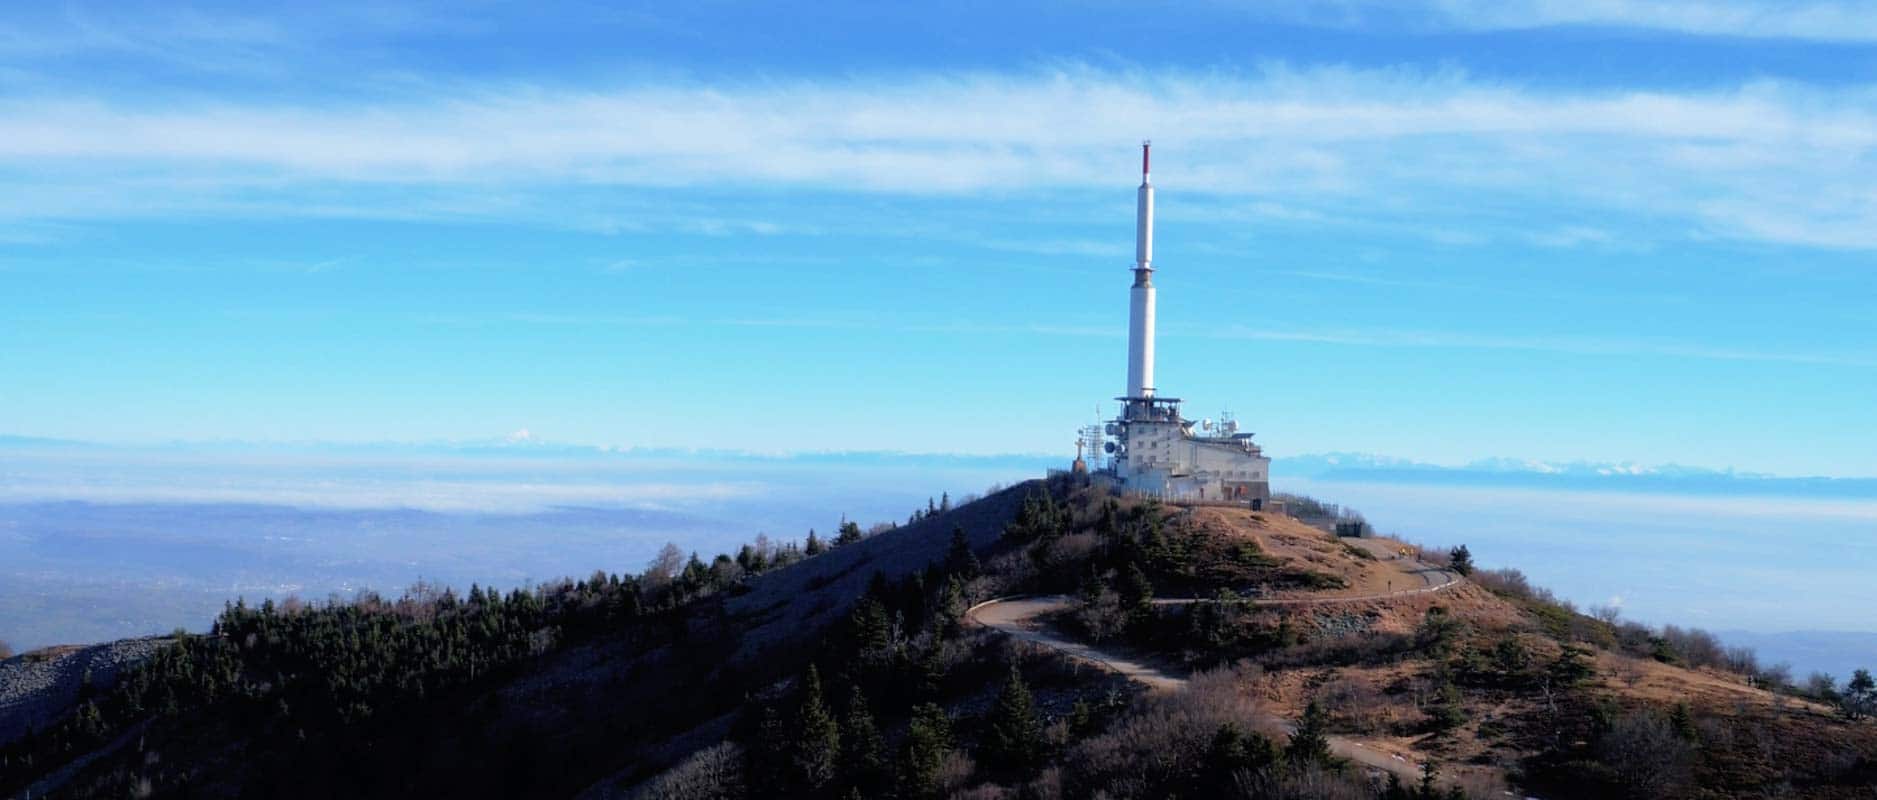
[{"left": 1124, "top": 139, "right": 1157, "bottom": 410}]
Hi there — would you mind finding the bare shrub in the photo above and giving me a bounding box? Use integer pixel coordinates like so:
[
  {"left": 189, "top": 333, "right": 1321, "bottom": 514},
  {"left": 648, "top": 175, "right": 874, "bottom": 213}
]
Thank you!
[
  {"left": 1613, "top": 621, "right": 1655, "bottom": 654},
  {"left": 1471, "top": 567, "right": 1534, "bottom": 600},
  {"left": 1415, "top": 544, "right": 1453, "bottom": 568},
  {"left": 1724, "top": 646, "right": 1760, "bottom": 677},
  {"left": 1598, "top": 710, "right": 1694, "bottom": 799},
  {"left": 1073, "top": 586, "right": 1126, "bottom": 642},
  {"left": 645, "top": 542, "right": 686, "bottom": 589},
  {"left": 982, "top": 550, "right": 1037, "bottom": 594},
  {"left": 1314, "top": 677, "right": 1402, "bottom": 736},
  {"left": 1262, "top": 632, "right": 1414, "bottom": 669},
  {"left": 1754, "top": 662, "right": 1794, "bottom": 693},
  {"left": 1660, "top": 625, "right": 1726, "bottom": 670},
  {"left": 1044, "top": 532, "right": 1102, "bottom": 568},
  {"left": 1803, "top": 671, "right": 1838, "bottom": 701},
  {"left": 1063, "top": 667, "right": 1277, "bottom": 798},
  {"left": 1615, "top": 656, "right": 1647, "bottom": 689},
  {"left": 628, "top": 741, "right": 744, "bottom": 800},
  {"left": 949, "top": 784, "right": 1010, "bottom": 800},
  {"left": 938, "top": 750, "right": 978, "bottom": 795},
  {"left": 1232, "top": 762, "right": 1377, "bottom": 800},
  {"left": 1025, "top": 767, "right": 1064, "bottom": 800}
]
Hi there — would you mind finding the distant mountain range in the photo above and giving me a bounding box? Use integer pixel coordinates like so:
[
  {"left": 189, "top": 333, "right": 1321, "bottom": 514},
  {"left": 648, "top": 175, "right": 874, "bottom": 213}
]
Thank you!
[
  {"left": 8, "top": 434, "right": 1876, "bottom": 500},
  {"left": 1276, "top": 452, "right": 1877, "bottom": 499},
  {"left": 0, "top": 434, "right": 1061, "bottom": 469},
  {"left": 1715, "top": 631, "right": 1877, "bottom": 683}
]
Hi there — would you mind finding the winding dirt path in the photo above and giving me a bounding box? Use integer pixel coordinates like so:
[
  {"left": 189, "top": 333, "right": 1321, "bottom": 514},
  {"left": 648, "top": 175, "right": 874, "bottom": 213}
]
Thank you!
[{"left": 966, "top": 540, "right": 1465, "bottom": 784}]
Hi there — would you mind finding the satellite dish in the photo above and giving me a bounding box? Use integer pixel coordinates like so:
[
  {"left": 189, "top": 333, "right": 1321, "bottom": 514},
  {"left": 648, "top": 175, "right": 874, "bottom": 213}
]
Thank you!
[{"left": 1103, "top": 442, "right": 1117, "bottom": 454}]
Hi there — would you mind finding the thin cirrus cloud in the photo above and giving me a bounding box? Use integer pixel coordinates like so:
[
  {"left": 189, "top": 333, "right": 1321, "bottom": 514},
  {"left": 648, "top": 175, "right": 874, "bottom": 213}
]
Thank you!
[
  {"left": 1262, "top": 0, "right": 1877, "bottom": 42},
  {"left": 1205, "top": 324, "right": 1877, "bottom": 368},
  {"left": 3, "top": 66, "right": 1877, "bottom": 248}
]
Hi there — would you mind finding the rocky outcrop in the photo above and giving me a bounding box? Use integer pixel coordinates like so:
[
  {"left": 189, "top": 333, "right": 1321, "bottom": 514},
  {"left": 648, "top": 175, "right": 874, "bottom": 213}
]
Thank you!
[{"left": 0, "top": 637, "right": 169, "bottom": 745}]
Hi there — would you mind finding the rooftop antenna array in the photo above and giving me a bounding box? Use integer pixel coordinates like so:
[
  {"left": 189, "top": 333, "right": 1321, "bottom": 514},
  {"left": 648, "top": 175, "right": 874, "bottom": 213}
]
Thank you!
[{"left": 1079, "top": 408, "right": 1108, "bottom": 471}]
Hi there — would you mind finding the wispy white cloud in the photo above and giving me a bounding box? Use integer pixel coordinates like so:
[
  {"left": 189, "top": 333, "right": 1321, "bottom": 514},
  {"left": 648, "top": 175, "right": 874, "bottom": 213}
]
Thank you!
[
  {"left": 1203, "top": 324, "right": 1877, "bottom": 367},
  {"left": 442, "top": 307, "right": 1870, "bottom": 368},
  {"left": 4, "top": 66, "right": 1877, "bottom": 249},
  {"left": 1254, "top": 0, "right": 1877, "bottom": 43}
]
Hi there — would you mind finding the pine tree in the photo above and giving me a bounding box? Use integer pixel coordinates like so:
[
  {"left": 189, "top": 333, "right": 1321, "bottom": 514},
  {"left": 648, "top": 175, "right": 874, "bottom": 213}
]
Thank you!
[
  {"left": 1068, "top": 699, "right": 1095, "bottom": 737},
  {"left": 792, "top": 665, "right": 841, "bottom": 794},
  {"left": 944, "top": 527, "right": 980, "bottom": 579},
  {"left": 1287, "top": 700, "right": 1334, "bottom": 765},
  {"left": 1003, "top": 490, "right": 1064, "bottom": 543},
  {"left": 1119, "top": 563, "right": 1154, "bottom": 615},
  {"left": 749, "top": 704, "right": 790, "bottom": 790},
  {"left": 805, "top": 529, "right": 826, "bottom": 556},
  {"left": 1384, "top": 773, "right": 1411, "bottom": 800},
  {"left": 914, "top": 642, "right": 947, "bottom": 700},
  {"left": 1548, "top": 645, "right": 1595, "bottom": 687},
  {"left": 1449, "top": 544, "right": 1474, "bottom": 576},
  {"left": 1417, "top": 758, "right": 1440, "bottom": 798},
  {"left": 682, "top": 551, "right": 710, "bottom": 589},
  {"left": 1844, "top": 668, "right": 1876, "bottom": 720},
  {"left": 846, "top": 597, "right": 893, "bottom": 669},
  {"left": 936, "top": 577, "right": 968, "bottom": 637},
  {"left": 985, "top": 664, "right": 1044, "bottom": 770},
  {"left": 840, "top": 685, "right": 887, "bottom": 795},
  {"left": 1669, "top": 701, "right": 1697, "bottom": 741},
  {"left": 1428, "top": 680, "right": 1468, "bottom": 732},
  {"left": 900, "top": 702, "right": 953, "bottom": 799},
  {"left": 835, "top": 518, "right": 864, "bottom": 546},
  {"left": 1199, "top": 722, "right": 1273, "bottom": 795}
]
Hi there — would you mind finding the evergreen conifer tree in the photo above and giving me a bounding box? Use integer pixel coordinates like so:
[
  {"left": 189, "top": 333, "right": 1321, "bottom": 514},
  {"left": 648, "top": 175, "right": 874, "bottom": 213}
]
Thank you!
[
  {"left": 749, "top": 705, "right": 790, "bottom": 790},
  {"left": 1119, "top": 563, "right": 1154, "bottom": 615},
  {"left": 937, "top": 577, "right": 968, "bottom": 637},
  {"left": 1428, "top": 680, "right": 1468, "bottom": 732},
  {"left": 1418, "top": 758, "right": 1440, "bottom": 798},
  {"left": 985, "top": 664, "right": 1044, "bottom": 770},
  {"left": 805, "top": 529, "right": 826, "bottom": 556},
  {"left": 1844, "top": 668, "right": 1876, "bottom": 720},
  {"left": 846, "top": 597, "right": 893, "bottom": 669},
  {"left": 792, "top": 665, "right": 841, "bottom": 794},
  {"left": 1199, "top": 722, "right": 1273, "bottom": 795},
  {"left": 1449, "top": 545, "right": 1474, "bottom": 576},
  {"left": 840, "top": 684, "right": 887, "bottom": 795},
  {"left": 1669, "top": 701, "right": 1697, "bottom": 741},
  {"left": 1287, "top": 700, "right": 1334, "bottom": 765},
  {"left": 1068, "top": 699, "right": 1095, "bottom": 737},
  {"left": 900, "top": 702, "right": 953, "bottom": 799},
  {"left": 945, "top": 527, "right": 980, "bottom": 579}
]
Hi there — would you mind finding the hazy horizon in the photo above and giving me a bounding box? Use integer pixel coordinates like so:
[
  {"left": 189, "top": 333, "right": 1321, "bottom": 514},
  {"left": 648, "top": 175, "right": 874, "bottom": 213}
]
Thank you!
[{"left": 4, "top": 443, "right": 1872, "bottom": 679}]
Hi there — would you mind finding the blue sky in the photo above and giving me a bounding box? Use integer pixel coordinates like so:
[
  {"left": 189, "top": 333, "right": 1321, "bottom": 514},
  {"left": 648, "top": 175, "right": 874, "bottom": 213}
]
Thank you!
[{"left": 4, "top": 1, "right": 1877, "bottom": 476}]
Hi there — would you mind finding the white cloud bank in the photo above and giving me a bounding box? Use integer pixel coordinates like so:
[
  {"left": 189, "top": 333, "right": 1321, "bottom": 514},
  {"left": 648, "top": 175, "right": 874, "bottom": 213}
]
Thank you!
[{"left": 6, "top": 66, "right": 1877, "bottom": 248}]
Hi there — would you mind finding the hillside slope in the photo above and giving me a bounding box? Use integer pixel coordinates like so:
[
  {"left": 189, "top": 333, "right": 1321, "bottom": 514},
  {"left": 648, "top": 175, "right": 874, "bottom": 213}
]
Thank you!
[
  {"left": 0, "top": 482, "right": 1042, "bottom": 799},
  {"left": 3, "top": 478, "right": 1873, "bottom": 799}
]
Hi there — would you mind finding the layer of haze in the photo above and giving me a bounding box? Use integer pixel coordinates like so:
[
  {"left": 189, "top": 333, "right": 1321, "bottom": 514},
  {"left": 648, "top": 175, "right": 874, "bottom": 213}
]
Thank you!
[{"left": 3, "top": 444, "right": 1872, "bottom": 677}]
